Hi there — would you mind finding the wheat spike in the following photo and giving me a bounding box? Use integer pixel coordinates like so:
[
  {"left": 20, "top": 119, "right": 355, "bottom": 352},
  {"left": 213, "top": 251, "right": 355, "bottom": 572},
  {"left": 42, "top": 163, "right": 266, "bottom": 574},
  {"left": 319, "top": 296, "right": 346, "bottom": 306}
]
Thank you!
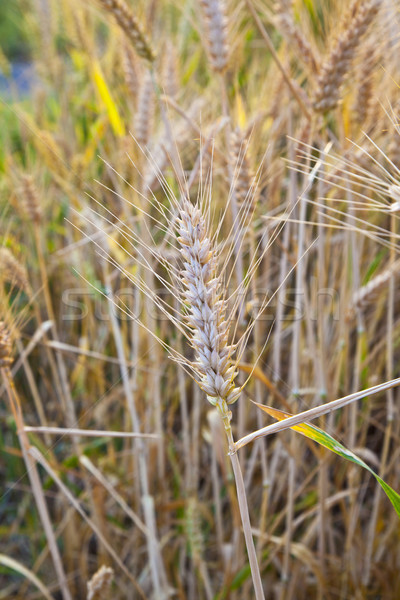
[
  {"left": 135, "top": 69, "right": 155, "bottom": 147},
  {"left": 178, "top": 199, "right": 240, "bottom": 408},
  {"left": 275, "top": 0, "right": 318, "bottom": 72},
  {"left": 230, "top": 128, "right": 256, "bottom": 215},
  {"left": 352, "top": 43, "right": 376, "bottom": 125},
  {"left": 313, "top": 0, "right": 380, "bottom": 113},
  {"left": 86, "top": 565, "right": 114, "bottom": 600},
  {"left": 122, "top": 43, "right": 140, "bottom": 103},
  {"left": 162, "top": 41, "right": 179, "bottom": 98},
  {"left": 0, "top": 322, "right": 13, "bottom": 368},
  {"left": 199, "top": 0, "right": 229, "bottom": 73},
  {"left": 18, "top": 175, "right": 42, "bottom": 225},
  {"left": 0, "top": 248, "right": 31, "bottom": 295},
  {"left": 352, "top": 259, "right": 400, "bottom": 309},
  {"left": 98, "top": 0, "right": 155, "bottom": 62}
]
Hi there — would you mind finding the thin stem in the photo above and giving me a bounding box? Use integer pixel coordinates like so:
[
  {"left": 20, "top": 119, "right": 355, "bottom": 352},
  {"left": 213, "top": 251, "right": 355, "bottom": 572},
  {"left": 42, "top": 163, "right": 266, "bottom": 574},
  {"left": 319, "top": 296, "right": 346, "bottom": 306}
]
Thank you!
[{"left": 216, "top": 399, "right": 265, "bottom": 600}]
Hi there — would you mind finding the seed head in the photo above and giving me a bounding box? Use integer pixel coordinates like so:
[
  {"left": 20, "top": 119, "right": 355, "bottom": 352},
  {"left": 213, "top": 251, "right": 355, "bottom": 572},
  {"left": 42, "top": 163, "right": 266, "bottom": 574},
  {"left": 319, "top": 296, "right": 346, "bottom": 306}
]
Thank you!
[
  {"left": 0, "top": 322, "right": 13, "bottom": 368},
  {"left": 177, "top": 199, "right": 240, "bottom": 406},
  {"left": 98, "top": 0, "right": 155, "bottom": 62}
]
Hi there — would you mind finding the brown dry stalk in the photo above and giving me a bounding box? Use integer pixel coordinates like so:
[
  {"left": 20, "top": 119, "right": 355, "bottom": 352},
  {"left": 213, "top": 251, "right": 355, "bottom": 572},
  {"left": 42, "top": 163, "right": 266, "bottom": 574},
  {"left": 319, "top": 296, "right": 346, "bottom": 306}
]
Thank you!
[
  {"left": 275, "top": 0, "right": 318, "bottom": 72},
  {"left": 199, "top": 0, "right": 229, "bottom": 73},
  {"left": 98, "top": 0, "right": 155, "bottom": 62},
  {"left": 1, "top": 323, "right": 72, "bottom": 600},
  {"left": 313, "top": 0, "right": 380, "bottom": 113}
]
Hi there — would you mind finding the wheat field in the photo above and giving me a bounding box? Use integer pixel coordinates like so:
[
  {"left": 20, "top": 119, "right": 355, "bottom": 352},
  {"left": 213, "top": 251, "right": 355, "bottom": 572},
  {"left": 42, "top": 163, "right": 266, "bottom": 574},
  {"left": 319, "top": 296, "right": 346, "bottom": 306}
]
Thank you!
[{"left": 1, "top": 0, "right": 400, "bottom": 598}]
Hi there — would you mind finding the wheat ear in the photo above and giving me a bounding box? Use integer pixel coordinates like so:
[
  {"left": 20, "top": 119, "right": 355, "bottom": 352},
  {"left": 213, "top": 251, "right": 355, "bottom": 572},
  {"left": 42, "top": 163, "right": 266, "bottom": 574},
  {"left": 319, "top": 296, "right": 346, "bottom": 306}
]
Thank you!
[
  {"left": 87, "top": 565, "right": 114, "bottom": 600},
  {"left": 230, "top": 128, "right": 256, "bottom": 217},
  {"left": 352, "top": 43, "right": 376, "bottom": 125},
  {"left": 0, "top": 248, "right": 31, "bottom": 295},
  {"left": 352, "top": 259, "right": 400, "bottom": 310},
  {"left": 0, "top": 322, "right": 13, "bottom": 368},
  {"left": 98, "top": 0, "right": 155, "bottom": 62},
  {"left": 199, "top": 0, "right": 229, "bottom": 73},
  {"left": 313, "top": 0, "right": 380, "bottom": 113},
  {"left": 275, "top": 0, "right": 318, "bottom": 72},
  {"left": 178, "top": 198, "right": 240, "bottom": 417},
  {"left": 135, "top": 69, "right": 155, "bottom": 148}
]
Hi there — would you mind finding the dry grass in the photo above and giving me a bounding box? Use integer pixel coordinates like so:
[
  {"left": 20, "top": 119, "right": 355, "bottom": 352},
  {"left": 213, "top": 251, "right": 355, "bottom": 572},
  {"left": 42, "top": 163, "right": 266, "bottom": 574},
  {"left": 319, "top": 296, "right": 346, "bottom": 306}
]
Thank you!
[{"left": 1, "top": 0, "right": 400, "bottom": 598}]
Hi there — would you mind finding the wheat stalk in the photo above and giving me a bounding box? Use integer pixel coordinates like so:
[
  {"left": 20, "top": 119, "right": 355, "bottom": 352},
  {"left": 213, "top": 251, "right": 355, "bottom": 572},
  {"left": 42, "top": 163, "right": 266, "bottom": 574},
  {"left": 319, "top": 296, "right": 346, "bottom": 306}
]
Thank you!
[
  {"left": 175, "top": 197, "right": 265, "bottom": 598},
  {"left": 0, "top": 322, "right": 72, "bottom": 600}
]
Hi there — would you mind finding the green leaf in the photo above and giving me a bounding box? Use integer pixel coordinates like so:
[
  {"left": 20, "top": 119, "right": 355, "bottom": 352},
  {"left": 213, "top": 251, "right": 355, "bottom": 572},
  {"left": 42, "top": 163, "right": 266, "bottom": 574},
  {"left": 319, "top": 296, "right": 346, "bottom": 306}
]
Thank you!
[{"left": 253, "top": 402, "right": 400, "bottom": 519}]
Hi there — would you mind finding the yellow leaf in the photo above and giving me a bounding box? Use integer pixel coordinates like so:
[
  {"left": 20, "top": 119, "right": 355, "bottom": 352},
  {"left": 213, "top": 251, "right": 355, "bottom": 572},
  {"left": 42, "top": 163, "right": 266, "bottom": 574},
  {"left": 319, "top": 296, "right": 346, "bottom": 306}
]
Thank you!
[
  {"left": 235, "top": 94, "right": 247, "bottom": 130},
  {"left": 91, "top": 60, "right": 125, "bottom": 137}
]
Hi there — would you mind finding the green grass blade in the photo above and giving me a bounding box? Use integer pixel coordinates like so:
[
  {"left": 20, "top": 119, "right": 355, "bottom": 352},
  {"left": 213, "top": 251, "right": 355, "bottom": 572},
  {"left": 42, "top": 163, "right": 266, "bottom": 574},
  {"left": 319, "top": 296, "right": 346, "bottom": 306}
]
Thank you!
[{"left": 254, "top": 403, "right": 400, "bottom": 518}]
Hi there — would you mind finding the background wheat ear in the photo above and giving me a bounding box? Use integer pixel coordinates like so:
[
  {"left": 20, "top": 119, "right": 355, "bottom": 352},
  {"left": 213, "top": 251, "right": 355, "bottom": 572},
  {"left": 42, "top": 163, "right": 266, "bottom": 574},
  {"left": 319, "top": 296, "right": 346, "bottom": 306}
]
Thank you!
[
  {"left": 87, "top": 565, "right": 114, "bottom": 600},
  {"left": 0, "top": 321, "right": 13, "bottom": 367},
  {"left": 0, "top": 248, "right": 31, "bottom": 296},
  {"left": 313, "top": 0, "right": 380, "bottom": 113},
  {"left": 199, "top": 0, "right": 229, "bottom": 73},
  {"left": 98, "top": 0, "right": 155, "bottom": 62}
]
